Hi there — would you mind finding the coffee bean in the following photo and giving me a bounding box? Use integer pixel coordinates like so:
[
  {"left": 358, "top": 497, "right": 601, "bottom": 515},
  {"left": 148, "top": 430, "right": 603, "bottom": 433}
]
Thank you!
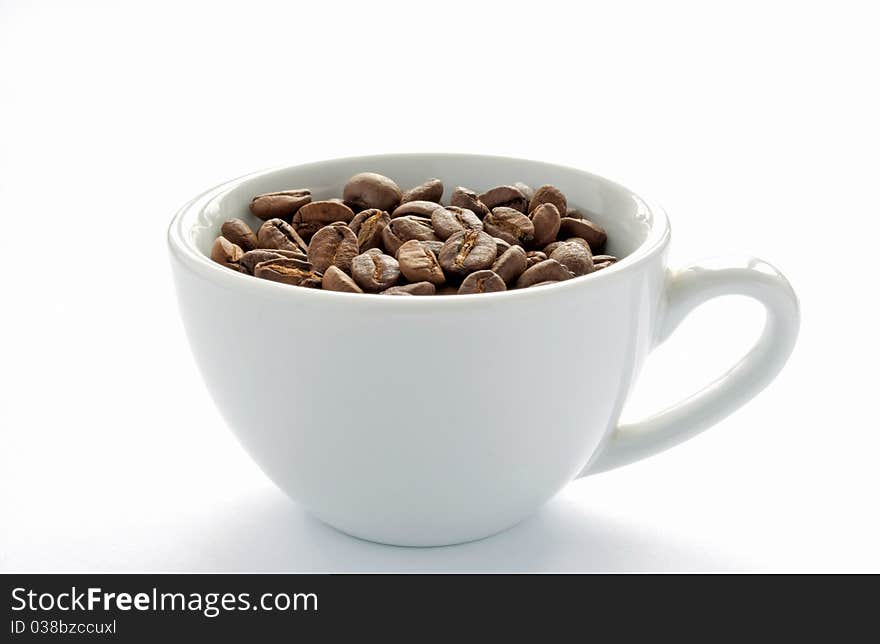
[
  {"left": 396, "top": 239, "right": 446, "bottom": 285},
  {"left": 351, "top": 249, "right": 401, "bottom": 292},
  {"left": 322, "top": 265, "right": 364, "bottom": 293},
  {"left": 527, "top": 280, "right": 560, "bottom": 288},
  {"left": 450, "top": 186, "right": 490, "bottom": 218},
  {"left": 458, "top": 270, "right": 506, "bottom": 294},
  {"left": 491, "top": 245, "right": 528, "bottom": 285},
  {"left": 431, "top": 206, "right": 483, "bottom": 240},
  {"left": 549, "top": 239, "right": 593, "bottom": 276},
  {"left": 381, "top": 216, "right": 439, "bottom": 256},
  {"left": 566, "top": 208, "right": 584, "bottom": 219},
  {"left": 529, "top": 203, "right": 562, "bottom": 247},
  {"left": 257, "top": 218, "right": 309, "bottom": 253},
  {"left": 438, "top": 229, "right": 498, "bottom": 276},
  {"left": 254, "top": 258, "right": 322, "bottom": 288},
  {"left": 418, "top": 240, "right": 444, "bottom": 257},
  {"left": 558, "top": 217, "right": 607, "bottom": 251},
  {"left": 529, "top": 185, "right": 567, "bottom": 218},
  {"left": 220, "top": 218, "right": 259, "bottom": 251},
  {"left": 479, "top": 185, "right": 528, "bottom": 213},
  {"left": 381, "top": 282, "right": 436, "bottom": 296},
  {"left": 591, "top": 254, "right": 619, "bottom": 270},
  {"left": 210, "top": 236, "right": 243, "bottom": 269},
  {"left": 483, "top": 207, "right": 534, "bottom": 246},
  {"left": 249, "top": 189, "right": 311, "bottom": 221},
  {"left": 390, "top": 200, "right": 444, "bottom": 219},
  {"left": 513, "top": 182, "right": 535, "bottom": 206},
  {"left": 239, "top": 248, "right": 306, "bottom": 274},
  {"left": 516, "top": 258, "right": 573, "bottom": 288},
  {"left": 401, "top": 178, "right": 443, "bottom": 204},
  {"left": 307, "top": 224, "right": 359, "bottom": 274},
  {"left": 525, "top": 250, "right": 547, "bottom": 267},
  {"left": 493, "top": 237, "right": 512, "bottom": 255},
  {"left": 349, "top": 208, "right": 390, "bottom": 251},
  {"left": 292, "top": 200, "right": 355, "bottom": 241},
  {"left": 543, "top": 241, "right": 562, "bottom": 255},
  {"left": 436, "top": 285, "right": 460, "bottom": 295},
  {"left": 343, "top": 172, "right": 402, "bottom": 212}
]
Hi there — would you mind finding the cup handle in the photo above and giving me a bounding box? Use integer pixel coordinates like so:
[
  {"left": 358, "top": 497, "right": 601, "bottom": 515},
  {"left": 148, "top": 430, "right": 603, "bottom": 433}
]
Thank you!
[{"left": 582, "top": 255, "right": 800, "bottom": 476}]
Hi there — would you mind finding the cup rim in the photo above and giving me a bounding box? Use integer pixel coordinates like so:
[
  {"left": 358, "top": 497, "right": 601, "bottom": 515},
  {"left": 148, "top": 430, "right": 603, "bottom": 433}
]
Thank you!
[{"left": 167, "top": 153, "right": 671, "bottom": 306}]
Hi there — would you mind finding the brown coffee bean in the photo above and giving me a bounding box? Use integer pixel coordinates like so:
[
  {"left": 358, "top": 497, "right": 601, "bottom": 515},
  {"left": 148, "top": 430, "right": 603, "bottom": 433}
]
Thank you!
[
  {"left": 220, "top": 218, "right": 259, "bottom": 251},
  {"left": 591, "top": 254, "right": 619, "bottom": 270},
  {"left": 549, "top": 240, "right": 593, "bottom": 276},
  {"left": 292, "top": 200, "right": 355, "bottom": 241},
  {"left": 348, "top": 209, "right": 390, "bottom": 251},
  {"left": 390, "top": 200, "right": 444, "bottom": 219},
  {"left": 307, "top": 224, "right": 359, "bottom": 274},
  {"left": 431, "top": 206, "right": 483, "bottom": 240},
  {"left": 210, "top": 236, "right": 243, "bottom": 269},
  {"left": 530, "top": 203, "right": 562, "bottom": 247},
  {"left": 558, "top": 217, "right": 607, "bottom": 251},
  {"left": 478, "top": 185, "right": 528, "bottom": 213},
  {"left": 249, "top": 189, "right": 311, "bottom": 221},
  {"left": 239, "top": 248, "right": 307, "bottom": 274},
  {"left": 513, "top": 182, "right": 535, "bottom": 206},
  {"left": 526, "top": 250, "right": 547, "bottom": 268},
  {"left": 516, "top": 258, "right": 573, "bottom": 288},
  {"left": 450, "top": 186, "right": 490, "bottom": 218},
  {"left": 438, "top": 230, "right": 498, "bottom": 276},
  {"left": 257, "top": 218, "right": 308, "bottom": 253},
  {"left": 396, "top": 239, "right": 446, "bottom": 285},
  {"left": 436, "top": 285, "right": 459, "bottom": 295},
  {"left": 483, "top": 207, "right": 534, "bottom": 246},
  {"left": 566, "top": 208, "right": 584, "bottom": 219},
  {"left": 529, "top": 185, "right": 567, "bottom": 218},
  {"left": 401, "top": 178, "right": 443, "bottom": 204},
  {"left": 343, "top": 172, "right": 402, "bottom": 212},
  {"left": 351, "top": 249, "right": 400, "bottom": 292},
  {"left": 254, "top": 258, "right": 322, "bottom": 288},
  {"left": 491, "top": 245, "right": 528, "bottom": 285},
  {"left": 322, "top": 265, "right": 364, "bottom": 293},
  {"left": 418, "top": 240, "right": 444, "bottom": 257},
  {"left": 381, "top": 282, "right": 437, "bottom": 296},
  {"left": 381, "top": 216, "right": 439, "bottom": 256},
  {"left": 543, "top": 241, "right": 562, "bottom": 255},
  {"left": 493, "top": 237, "right": 512, "bottom": 255},
  {"left": 458, "top": 270, "right": 506, "bottom": 294}
]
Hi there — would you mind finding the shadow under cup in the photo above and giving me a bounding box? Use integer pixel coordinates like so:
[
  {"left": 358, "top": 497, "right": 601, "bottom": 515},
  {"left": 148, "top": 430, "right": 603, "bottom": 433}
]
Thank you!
[{"left": 169, "top": 154, "right": 669, "bottom": 546}]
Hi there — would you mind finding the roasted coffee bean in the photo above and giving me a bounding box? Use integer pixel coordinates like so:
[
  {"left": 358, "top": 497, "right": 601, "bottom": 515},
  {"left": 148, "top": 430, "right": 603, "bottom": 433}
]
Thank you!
[
  {"left": 390, "top": 200, "right": 444, "bottom": 219},
  {"left": 343, "top": 172, "right": 402, "bottom": 212},
  {"left": 458, "top": 270, "right": 506, "bottom": 294},
  {"left": 381, "top": 282, "right": 436, "bottom": 296},
  {"left": 220, "top": 218, "right": 259, "bottom": 251},
  {"left": 349, "top": 209, "right": 390, "bottom": 251},
  {"left": 292, "top": 200, "right": 355, "bottom": 241},
  {"left": 249, "top": 189, "right": 311, "bottom": 221},
  {"left": 322, "top": 265, "right": 363, "bottom": 293},
  {"left": 431, "top": 206, "right": 483, "bottom": 240},
  {"left": 254, "top": 258, "right": 322, "bottom": 288},
  {"left": 516, "top": 259, "right": 573, "bottom": 288},
  {"left": 478, "top": 185, "right": 528, "bottom": 213},
  {"left": 418, "top": 240, "right": 444, "bottom": 257},
  {"left": 239, "top": 248, "right": 306, "bottom": 274},
  {"left": 381, "top": 216, "right": 439, "bottom": 256},
  {"left": 591, "top": 254, "right": 619, "bottom": 270},
  {"left": 308, "top": 224, "right": 359, "bottom": 274},
  {"left": 526, "top": 250, "right": 547, "bottom": 267},
  {"left": 401, "top": 178, "right": 443, "bottom": 204},
  {"left": 438, "top": 229, "right": 497, "bottom": 276},
  {"left": 257, "top": 218, "right": 309, "bottom": 253},
  {"left": 491, "top": 245, "right": 528, "bottom": 285},
  {"left": 450, "top": 186, "right": 490, "bottom": 218},
  {"left": 436, "top": 285, "right": 460, "bottom": 295},
  {"left": 549, "top": 239, "right": 593, "bottom": 276},
  {"left": 558, "top": 217, "right": 607, "bottom": 251},
  {"left": 493, "top": 237, "right": 512, "bottom": 255},
  {"left": 210, "top": 236, "right": 243, "bottom": 269},
  {"left": 566, "top": 208, "right": 584, "bottom": 219},
  {"left": 530, "top": 203, "right": 562, "bottom": 247},
  {"left": 513, "top": 182, "right": 535, "bottom": 206},
  {"left": 483, "top": 207, "right": 534, "bottom": 246},
  {"left": 351, "top": 249, "right": 401, "bottom": 292},
  {"left": 529, "top": 185, "right": 567, "bottom": 218},
  {"left": 396, "top": 239, "right": 446, "bottom": 285}
]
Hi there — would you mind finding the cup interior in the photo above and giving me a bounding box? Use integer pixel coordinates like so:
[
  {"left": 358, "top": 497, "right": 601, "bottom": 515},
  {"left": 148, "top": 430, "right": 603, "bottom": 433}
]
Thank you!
[{"left": 178, "top": 153, "right": 666, "bottom": 274}]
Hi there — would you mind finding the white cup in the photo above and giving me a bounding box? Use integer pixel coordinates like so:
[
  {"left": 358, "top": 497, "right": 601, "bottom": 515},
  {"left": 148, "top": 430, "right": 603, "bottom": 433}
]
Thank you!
[{"left": 168, "top": 154, "right": 800, "bottom": 546}]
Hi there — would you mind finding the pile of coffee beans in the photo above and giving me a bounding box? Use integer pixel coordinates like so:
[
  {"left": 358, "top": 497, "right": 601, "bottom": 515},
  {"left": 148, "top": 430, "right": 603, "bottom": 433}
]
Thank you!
[{"left": 210, "top": 173, "right": 619, "bottom": 295}]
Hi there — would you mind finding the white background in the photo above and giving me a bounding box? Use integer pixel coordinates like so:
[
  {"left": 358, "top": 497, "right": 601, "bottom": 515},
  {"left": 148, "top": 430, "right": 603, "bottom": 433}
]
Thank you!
[{"left": 1, "top": 0, "right": 878, "bottom": 572}]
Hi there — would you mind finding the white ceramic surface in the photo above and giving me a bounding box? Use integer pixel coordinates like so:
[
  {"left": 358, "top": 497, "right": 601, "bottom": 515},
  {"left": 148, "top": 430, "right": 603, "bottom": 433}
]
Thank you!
[{"left": 167, "top": 154, "right": 800, "bottom": 546}]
